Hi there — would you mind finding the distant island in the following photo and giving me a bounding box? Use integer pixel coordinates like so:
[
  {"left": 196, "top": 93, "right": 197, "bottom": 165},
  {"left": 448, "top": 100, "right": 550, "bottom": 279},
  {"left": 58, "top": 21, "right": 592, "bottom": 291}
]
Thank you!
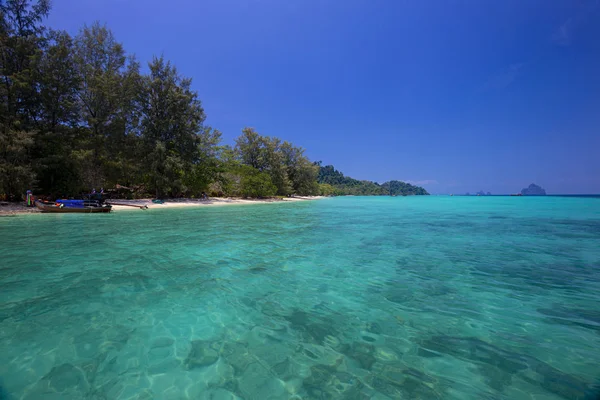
[
  {"left": 316, "top": 164, "right": 429, "bottom": 196},
  {"left": 521, "top": 184, "right": 547, "bottom": 196}
]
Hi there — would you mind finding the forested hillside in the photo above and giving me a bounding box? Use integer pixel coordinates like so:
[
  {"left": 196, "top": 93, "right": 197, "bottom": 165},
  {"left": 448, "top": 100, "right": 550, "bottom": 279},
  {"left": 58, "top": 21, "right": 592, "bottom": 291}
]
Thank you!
[
  {"left": 0, "top": 1, "right": 319, "bottom": 199},
  {"left": 0, "top": 1, "right": 427, "bottom": 200},
  {"left": 317, "top": 164, "right": 429, "bottom": 196}
]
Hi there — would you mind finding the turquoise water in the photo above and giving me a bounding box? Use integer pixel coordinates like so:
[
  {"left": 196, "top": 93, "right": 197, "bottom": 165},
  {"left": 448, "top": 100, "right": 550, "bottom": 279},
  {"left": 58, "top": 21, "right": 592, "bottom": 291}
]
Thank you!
[{"left": 1, "top": 197, "right": 600, "bottom": 400}]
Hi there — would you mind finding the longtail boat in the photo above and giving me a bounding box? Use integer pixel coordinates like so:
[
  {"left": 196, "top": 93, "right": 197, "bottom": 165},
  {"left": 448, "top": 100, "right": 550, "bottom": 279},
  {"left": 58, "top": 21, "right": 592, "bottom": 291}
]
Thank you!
[{"left": 35, "top": 200, "right": 112, "bottom": 213}]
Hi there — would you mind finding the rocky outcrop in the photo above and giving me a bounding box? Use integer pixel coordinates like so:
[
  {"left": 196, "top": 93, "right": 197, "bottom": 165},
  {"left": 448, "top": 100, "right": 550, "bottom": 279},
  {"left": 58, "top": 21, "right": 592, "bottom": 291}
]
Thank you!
[{"left": 521, "top": 183, "right": 546, "bottom": 196}]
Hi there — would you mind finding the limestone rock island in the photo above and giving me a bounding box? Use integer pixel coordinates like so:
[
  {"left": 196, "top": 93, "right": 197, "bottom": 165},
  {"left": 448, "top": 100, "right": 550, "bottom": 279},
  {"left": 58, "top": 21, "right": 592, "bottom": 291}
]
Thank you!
[{"left": 521, "top": 183, "right": 547, "bottom": 196}]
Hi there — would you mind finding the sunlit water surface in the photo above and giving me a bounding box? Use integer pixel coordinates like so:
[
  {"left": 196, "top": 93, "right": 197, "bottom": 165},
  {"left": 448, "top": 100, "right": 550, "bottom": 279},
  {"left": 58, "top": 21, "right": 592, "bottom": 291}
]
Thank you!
[{"left": 1, "top": 196, "right": 599, "bottom": 399}]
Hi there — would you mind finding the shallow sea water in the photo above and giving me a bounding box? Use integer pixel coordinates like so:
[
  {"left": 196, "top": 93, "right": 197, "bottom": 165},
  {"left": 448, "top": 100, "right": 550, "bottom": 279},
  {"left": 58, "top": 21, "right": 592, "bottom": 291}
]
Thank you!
[{"left": 1, "top": 196, "right": 600, "bottom": 399}]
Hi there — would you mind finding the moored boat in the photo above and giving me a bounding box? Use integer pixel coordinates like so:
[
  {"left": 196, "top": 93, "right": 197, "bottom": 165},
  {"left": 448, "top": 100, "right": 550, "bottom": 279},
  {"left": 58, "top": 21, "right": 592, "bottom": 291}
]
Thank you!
[{"left": 35, "top": 200, "right": 112, "bottom": 213}]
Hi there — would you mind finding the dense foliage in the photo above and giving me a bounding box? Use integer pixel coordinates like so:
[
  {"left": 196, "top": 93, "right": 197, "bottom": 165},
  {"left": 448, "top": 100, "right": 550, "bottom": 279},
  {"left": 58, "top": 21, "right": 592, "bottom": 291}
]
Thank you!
[
  {"left": 0, "top": 1, "right": 427, "bottom": 200},
  {"left": 316, "top": 164, "right": 429, "bottom": 196}
]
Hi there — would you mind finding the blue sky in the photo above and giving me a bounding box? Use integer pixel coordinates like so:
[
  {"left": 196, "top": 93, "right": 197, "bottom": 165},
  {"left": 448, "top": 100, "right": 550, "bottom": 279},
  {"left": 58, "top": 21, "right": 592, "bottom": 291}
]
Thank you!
[{"left": 47, "top": 0, "right": 600, "bottom": 194}]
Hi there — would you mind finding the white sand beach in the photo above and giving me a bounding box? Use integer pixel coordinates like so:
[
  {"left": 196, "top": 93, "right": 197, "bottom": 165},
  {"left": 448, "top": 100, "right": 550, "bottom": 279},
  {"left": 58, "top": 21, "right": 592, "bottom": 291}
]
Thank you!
[
  {"left": 108, "top": 196, "right": 324, "bottom": 211},
  {"left": 0, "top": 196, "right": 324, "bottom": 216}
]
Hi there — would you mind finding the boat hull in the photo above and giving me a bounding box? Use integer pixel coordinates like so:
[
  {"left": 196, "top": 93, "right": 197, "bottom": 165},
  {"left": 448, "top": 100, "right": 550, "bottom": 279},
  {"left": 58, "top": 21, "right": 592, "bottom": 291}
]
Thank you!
[{"left": 35, "top": 201, "right": 112, "bottom": 213}]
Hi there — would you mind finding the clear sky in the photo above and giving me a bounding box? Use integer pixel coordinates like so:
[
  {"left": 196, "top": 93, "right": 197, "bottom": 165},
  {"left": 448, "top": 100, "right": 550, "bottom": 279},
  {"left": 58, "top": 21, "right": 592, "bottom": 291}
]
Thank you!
[{"left": 46, "top": 0, "right": 600, "bottom": 194}]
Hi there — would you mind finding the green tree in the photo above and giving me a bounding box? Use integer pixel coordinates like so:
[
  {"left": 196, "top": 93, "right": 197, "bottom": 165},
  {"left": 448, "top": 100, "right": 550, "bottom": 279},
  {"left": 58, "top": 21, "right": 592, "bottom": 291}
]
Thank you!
[
  {"left": 148, "top": 141, "right": 185, "bottom": 197},
  {"left": 293, "top": 159, "right": 319, "bottom": 195},
  {"left": 183, "top": 127, "right": 223, "bottom": 195},
  {"left": 235, "top": 129, "right": 320, "bottom": 197},
  {"left": 73, "top": 22, "right": 141, "bottom": 189},
  {"left": 235, "top": 129, "right": 295, "bottom": 196},
  {"left": 31, "top": 30, "right": 81, "bottom": 195},
  {"left": 235, "top": 127, "right": 267, "bottom": 171},
  {"left": 239, "top": 166, "right": 276, "bottom": 198},
  {"left": 140, "top": 56, "right": 206, "bottom": 197},
  {"left": 263, "top": 137, "right": 292, "bottom": 196},
  {"left": 211, "top": 145, "right": 242, "bottom": 197},
  {"left": 281, "top": 141, "right": 318, "bottom": 195},
  {"left": 34, "top": 31, "right": 79, "bottom": 132},
  {"left": 0, "top": 129, "right": 34, "bottom": 198},
  {"left": 318, "top": 183, "right": 335, "bottom": 196},
  {"left": 0, "top": 0, "right": 50, "bottom": 198}
]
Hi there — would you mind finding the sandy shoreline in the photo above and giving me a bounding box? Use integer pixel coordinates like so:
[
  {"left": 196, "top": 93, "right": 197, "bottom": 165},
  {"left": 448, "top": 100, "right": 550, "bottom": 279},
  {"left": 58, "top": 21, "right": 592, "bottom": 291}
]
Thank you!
[{"left": 0, "top": 196, "right": 324, "bottom": 216}]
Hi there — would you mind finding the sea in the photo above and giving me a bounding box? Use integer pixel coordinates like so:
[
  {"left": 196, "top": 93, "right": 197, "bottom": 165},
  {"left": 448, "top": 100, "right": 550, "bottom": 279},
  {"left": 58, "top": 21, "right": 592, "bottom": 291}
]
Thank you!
[{"left": 1, "top": 196, "right": 599, "bottom": 399}]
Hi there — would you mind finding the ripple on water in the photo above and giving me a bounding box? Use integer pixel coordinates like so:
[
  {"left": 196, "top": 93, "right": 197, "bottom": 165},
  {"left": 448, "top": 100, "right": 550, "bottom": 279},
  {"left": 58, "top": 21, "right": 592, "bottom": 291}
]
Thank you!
[{"left": 0, "top": 196, "right": 599, "bottom": 399}]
